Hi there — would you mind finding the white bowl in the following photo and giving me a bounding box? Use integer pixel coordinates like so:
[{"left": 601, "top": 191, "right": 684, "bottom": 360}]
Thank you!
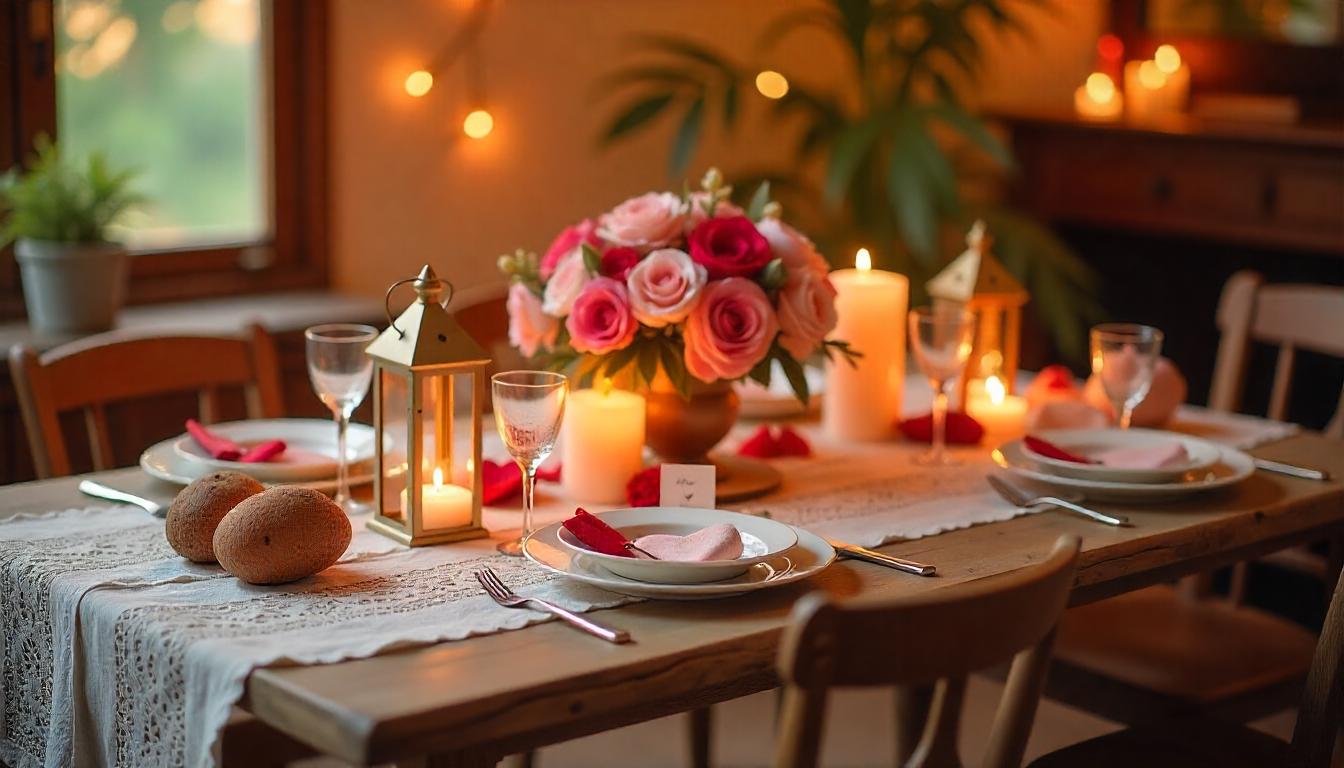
[
  {"left": 555, "top": 507, "right": 799, "bottom": 584},
  {"left": 172, "top": 419, "right": 379, "bottom": 483},
  {"left": 1018, "top": 428, "right": 1220, "bottom": 484}
]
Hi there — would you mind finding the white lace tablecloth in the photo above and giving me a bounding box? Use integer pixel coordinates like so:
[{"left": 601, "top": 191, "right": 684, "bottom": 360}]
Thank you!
[{"left": 0, "top": 404, "right": 1297, "bottom": 768}]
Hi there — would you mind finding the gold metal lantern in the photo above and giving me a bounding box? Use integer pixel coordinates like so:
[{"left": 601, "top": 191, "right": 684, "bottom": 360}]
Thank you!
[
  {"left": 365, "top": 265, "right": 491, "bottom": 546},
  {"left": 926, "top": 220, "right": 1029, "bottom": 409}
]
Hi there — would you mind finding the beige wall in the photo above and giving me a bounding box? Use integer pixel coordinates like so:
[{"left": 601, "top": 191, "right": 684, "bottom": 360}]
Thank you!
[{"left": 330, "top": 0, "right": 1105, "bottom": 298}]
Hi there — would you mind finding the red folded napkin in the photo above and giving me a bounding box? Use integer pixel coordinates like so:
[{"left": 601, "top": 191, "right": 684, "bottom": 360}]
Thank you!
[
  {"left": 562, "top": 508, "right": 633, "bottom": 557},
  {"left": 480, "top": 460, "right": 563, "bottom": 505},
  {"left": 186, "top": 419, "right": 287, "bottom": 463},
  {"left": 627, "top": 465, "right": 661, "bottom": 507},
  {"left": 898, "top": 412, "right": 985, "bottom": 444},
  {"left": 536, "top": 462, "right": 562, "bottom": 483},
  {"left": 1024, "top": 435, "right": 1095, "bottom": 464},
  {"left": 737, "top": 425, "right": 812, "bottom": 458}
]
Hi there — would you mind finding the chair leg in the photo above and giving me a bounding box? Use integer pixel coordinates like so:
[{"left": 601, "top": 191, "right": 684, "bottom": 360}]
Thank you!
[
  {"left": 505, "top": 752, "right": 534, "bottom": 768},
  {"left": 895, "top": 684, "right": 935, "bottom": 766},
  {"left": 688, "top": 707, "right": 712, "bottom": 768},
  {"left": 776, "top": 685, "right": 828, "bottom": 768}
]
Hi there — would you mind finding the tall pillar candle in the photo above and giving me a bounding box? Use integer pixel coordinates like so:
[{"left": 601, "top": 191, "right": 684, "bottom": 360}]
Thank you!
[
  {"left": 823, "top": 249, "right": 909, "bottom": 441},
  {"left": 562, "top": 383, "right": 646, "bottom": 503}
]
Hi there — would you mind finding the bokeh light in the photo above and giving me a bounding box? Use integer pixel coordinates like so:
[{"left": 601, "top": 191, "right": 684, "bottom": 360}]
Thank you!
[
  {"left": 755, "top": 70, "right": 789, "bottom": 99},
  {"left": 1154, "top": 44, "right": 1181, "bottom": 75},
  {"left": 463, "top": 109, "right": 494, "bottom": 139},
  {"left": 404, "top": 70, "right": 433, "bottom": 97}
]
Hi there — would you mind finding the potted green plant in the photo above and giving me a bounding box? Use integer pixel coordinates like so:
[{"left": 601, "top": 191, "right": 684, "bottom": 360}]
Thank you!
[{"left": 0, "top": 136, "right": 142, "bottom": 334}]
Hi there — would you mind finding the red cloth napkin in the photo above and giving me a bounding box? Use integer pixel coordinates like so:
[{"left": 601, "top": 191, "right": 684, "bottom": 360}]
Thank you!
[
  {"left": 627, "top": 465, "right": 660, "bottom": 507},
  {"left": 1024, "top": 435, "right": 1095, "bottom": 464},
  {"left": 898, "top": 412, "right": 985, "bottom": 445},
  {"left": 480, "top": 460, "right": 563, "bottom": 505},
  {"left": 185, "top": 419, "right": 286, "bottom": 463},
  {"left": 737, "top": 425, "right": 812, "bottom": 458},
  {"left": 562, "top": 508, "right": 633, "bottom": 557}
]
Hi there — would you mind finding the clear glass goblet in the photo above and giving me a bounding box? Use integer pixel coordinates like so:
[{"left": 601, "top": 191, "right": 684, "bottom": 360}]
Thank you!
[
  {"left": 492, "top": 370, "right": 568, "bottom": 556},
  {"left": 1090, "top": 323, "right": 1164, "bottom": 429},
  {"left": 909, "top": 305, "right": 976, "bottom": 465},
  {"left": 305, "top": 323, "right": 378, "bottom": 512}
]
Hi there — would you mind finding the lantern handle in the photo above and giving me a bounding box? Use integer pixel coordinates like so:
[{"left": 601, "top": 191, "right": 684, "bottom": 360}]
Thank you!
[
  {"left": 384, "top": 277, "right": 418, "bottom": 338},
  {"left": 384, "top": 272, "right": 457, "bottom": 339}
]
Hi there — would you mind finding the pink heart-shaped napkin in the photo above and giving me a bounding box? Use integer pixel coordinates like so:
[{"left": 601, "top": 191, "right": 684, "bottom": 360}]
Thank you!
[{"left": 632, "top": 523, "right": 744, "bottom": 562}]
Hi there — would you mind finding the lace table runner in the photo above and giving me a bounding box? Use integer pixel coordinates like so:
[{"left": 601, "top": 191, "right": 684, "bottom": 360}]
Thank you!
[{"left": 0, "top": 405, "right": 1299, "bottom": 768}]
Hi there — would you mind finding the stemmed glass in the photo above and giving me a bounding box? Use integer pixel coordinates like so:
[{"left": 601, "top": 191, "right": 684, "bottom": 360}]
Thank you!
[
  {"left": 305, "top": 323, "right": 378, "bottom": 512},
  {"left": 492, "top": 370, "right": 568, "bottom": 556},
  {"left": 1090, "top": 323, "right": 1164, "bottom": 429},
  {"left": 909, "top": 305, "right": 976, "bottom": 466}
]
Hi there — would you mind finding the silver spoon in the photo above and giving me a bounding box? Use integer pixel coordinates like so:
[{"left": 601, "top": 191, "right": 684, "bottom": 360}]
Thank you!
[{"left": 78, "top": 480, "right": 166, "bottom": 518}]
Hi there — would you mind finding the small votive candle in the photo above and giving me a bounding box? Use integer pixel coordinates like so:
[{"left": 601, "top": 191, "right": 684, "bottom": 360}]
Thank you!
[
  {"left": 401, "top": 467, "right": 474, "bottom": 530},
  {"left": 1123, "top": 44, "right": 1189, "bottom": 119},
  {"left": 967, "top": 375, "right": 1027, "bottom": 441},
  {"left": 1074, "top": 72, "right": 1123, "bottom": 120}
]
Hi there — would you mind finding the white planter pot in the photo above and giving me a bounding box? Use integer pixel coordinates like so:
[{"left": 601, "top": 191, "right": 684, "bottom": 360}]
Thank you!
[{"left": 15, "top": 238, "right": 129, "bottom": 334}]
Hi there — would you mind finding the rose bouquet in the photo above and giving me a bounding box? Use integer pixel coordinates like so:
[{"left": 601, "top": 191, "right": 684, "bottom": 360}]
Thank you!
[{"left": 499, "top": 169, "right": 857, "bottom": 401}]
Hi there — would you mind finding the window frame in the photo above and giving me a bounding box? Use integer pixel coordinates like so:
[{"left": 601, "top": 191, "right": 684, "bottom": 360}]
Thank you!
[{"left": 1, "top": 0, "right": 329, "bottom": 317}]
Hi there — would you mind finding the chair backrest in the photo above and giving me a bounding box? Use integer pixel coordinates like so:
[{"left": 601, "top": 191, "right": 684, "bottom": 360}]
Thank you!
[
  {"left": 8, "top": 324, "right": 284, "bottom": 478},
  {"left": 1288, "top": 560, "right": 1344, "bottom": 768},
  {"left": 1211, "top": 270, "right": 1344, "bottom": 437},
  {"left": 774, "top": 535, "right": 1081, "bottom": 768}
]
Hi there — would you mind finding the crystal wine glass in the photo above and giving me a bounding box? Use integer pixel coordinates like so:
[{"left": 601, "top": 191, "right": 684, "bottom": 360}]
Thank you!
[
  {"left": 1090, "top": 323, "right": 1163, "bottom": 429},
  {"left": 305, "top": 323, "right": 378, "bottom": 512},
  {"left": 909, "top": 305, "right": 976, "bottom": 465},
  {"left": 492, "top": 370, "right": 568, "bottom": 556}
]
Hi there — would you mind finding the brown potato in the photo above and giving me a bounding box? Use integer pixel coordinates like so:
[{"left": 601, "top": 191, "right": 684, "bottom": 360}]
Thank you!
[
  {"left": 165, "top": 471, "right": 265, "bottom": 563},
  {"left": 213, "top": 487, "right": 352, "bottom": 585}
]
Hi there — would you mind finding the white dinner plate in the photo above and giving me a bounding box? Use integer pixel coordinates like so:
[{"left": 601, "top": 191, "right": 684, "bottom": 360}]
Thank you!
[
  {"left": 555, "top": 507, "right": 799, "bottom": 584},
  {"left": 172, "top": 419, "right": 380, "bottom": 482},
  {"left": 525, "top": 522, "right": 835, "bottom": 600},
  {"left": 735, "top": 362, "right": 825, "bottom": 419},
  {"left": 141, "top": 426, "right": 378, "bottom": 491},
  {"left": 992, "top": 439, "right": 1254, "bottom": 502},
  {"left": 1017, "top": 428, "right": 1221, "bottom": 484}
]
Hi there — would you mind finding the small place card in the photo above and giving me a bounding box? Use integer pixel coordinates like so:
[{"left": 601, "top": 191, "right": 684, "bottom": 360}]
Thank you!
[{"left": 660, "top": 463, "right": 716, "bottom": 508}]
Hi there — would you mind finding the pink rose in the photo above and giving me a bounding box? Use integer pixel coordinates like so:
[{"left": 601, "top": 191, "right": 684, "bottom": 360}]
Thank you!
[
  {"left": 687, "top": 216, "right": 774, "bottom": 279},
  {"left": 506, "top": 282, "right": 558, "bottom": 357},
  {"left": 540, "top": 219, "right": 601, "bottom": 280},
  {"left": 598, "top": 192, "right": 686, "bottom": 249},
  {"left": 566, "top": 277, "right": 638, "bottom": 355},
  {"left": 685, "top": 192, "right": 745, "bottom": 229},
  {"left": 599, "top": 246, "right": 641, "bottom": 281},
  {"left": 776, "top": 271, "right": 838, "bottom": 360},
  {"left": 683, "top": 277, "right": 779, "bottom": 382},
  {"left": 542, "top": 248, "right": 591, "bottom": 317},
  {"left": 755, "top": 218, "right": 829, "bottom": 280},
  {"left": 626, "top": 248, "right": 707, "bottom": 327}
]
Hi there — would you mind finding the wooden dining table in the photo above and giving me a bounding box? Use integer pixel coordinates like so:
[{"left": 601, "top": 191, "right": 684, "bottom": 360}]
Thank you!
[{"left": 5, "top": 431, "right": 1343, "bottom": 767}]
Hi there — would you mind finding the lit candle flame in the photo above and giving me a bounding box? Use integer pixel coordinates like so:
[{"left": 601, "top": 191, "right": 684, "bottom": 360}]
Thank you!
[
  {"left": 1154, "top": 44, "right": 1181, "bottom": 75},
  {"left": 986, "top": 374, "right": 1006, "bottom": 405},
  {"left": 432, "top": 466, "right": 444, "bottom": 489},
  {"left": 855, "top": 248, "right": 872, "bottom": 272},
  {"left": 1085, "top": 72, "right": 1116, "bottom": 103}
]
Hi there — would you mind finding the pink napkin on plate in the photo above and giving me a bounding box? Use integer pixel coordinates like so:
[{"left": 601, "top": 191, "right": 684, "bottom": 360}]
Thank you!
[
  {"left": 633, "top": 523, "right": 744, "bottom": 562},
  {"left": 1093, "top": 443, "right": 1190, "bottom": 469}
]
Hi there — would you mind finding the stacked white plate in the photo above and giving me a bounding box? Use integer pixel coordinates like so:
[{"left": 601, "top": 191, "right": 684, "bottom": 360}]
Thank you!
[
  {"left": 992, "top": 428, "right": 1255, "bottom": 502},
  {"left": 140, "top": 419, "right": 383, "bottom": 491},
  {"left": 524, "top": 507, "right": 835, "bottom": 599}
]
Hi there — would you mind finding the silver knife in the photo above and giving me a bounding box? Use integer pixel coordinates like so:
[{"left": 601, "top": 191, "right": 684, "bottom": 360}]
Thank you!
[
  {"left": 827, "top": 539, "right": 936, "bottom": 576},
  {"left": 1253, "top": 458, "right": 1332, "bottom": 482},
  {"left": 78, "top": 480, "right": 166, "bottom": 518}
]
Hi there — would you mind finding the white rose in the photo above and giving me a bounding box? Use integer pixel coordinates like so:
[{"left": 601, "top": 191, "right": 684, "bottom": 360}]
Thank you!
[
  {"left": 626, "top": 248, "right": 707, "bottom": 327},
  {"left": 541, "top": 248, "right": 591, "bottom": 317}
]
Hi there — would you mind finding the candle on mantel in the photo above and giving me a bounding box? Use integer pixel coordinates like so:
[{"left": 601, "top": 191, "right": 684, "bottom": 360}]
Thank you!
[
  {"left": 1123, "top": 44, "right": 1189, "bottom": 119},
  {"left": 1074, "top": 72, "right": 1123, "bottom": 120},
  {"left": 966, "top": 374, "right": 1027, "bottom": 441},
  {"left": 562, "top": 379, "right": 645, "bottom": 503},
  {"left": 824, "top": 248, "right": 909, "bottom": 441},
  {"left": 400, "top": 467, "right": 474, "bottom": 530}
]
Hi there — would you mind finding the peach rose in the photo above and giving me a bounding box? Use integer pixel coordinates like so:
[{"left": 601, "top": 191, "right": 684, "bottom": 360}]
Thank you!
[
  {"left": 598, "top": 192, "right": 686, "bottom": 249},
  {"left": 755, "top": 218, "right": 829, "bottom": 280},
  {"left": 542, "top": 248, "right": 591, "bottom": 317},
  {"left": 776, "top": 270, "right": 838, "bottom": 360},
  {"left": 566, "top": 277, "right": 638, "bottom": 355},
  {"left": 626, "top": 248, "right": 707, "bottom": 327},
  {"left": 683, "top": 277, "right": 779, "bottom": 382},
  {"left": 506, "top": 282, "right": 558, "bottom": 357}
]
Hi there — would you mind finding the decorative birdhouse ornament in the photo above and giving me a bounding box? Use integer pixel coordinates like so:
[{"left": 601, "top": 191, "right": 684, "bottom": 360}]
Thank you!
[
  {"left": 366, "top": 265, "right": 491, "bottom": 546},
  {"left": 926, "top": 220, "right": 1029, "bottom": 409}
]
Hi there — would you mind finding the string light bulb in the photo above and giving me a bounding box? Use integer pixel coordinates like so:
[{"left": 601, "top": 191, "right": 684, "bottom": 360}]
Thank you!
[
  {"left": 755, "top": 70, "right": 789, "bottom": 99},
  {"left": 404, "top": 69, "right": 433, "bottom": 97},
  {"left": 463, "top": 108, "right": 494, "bottom": 139}
]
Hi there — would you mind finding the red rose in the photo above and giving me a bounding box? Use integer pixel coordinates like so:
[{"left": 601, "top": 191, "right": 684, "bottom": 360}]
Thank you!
[
  {"left": 626, "top": 465, "right": 661, "bottom": 507},
  {"left": 687, "top": 216, "right": 773, "bottom": 279},
  {"left": 600, "top": 246, "right": 641, "bottom": 280}
]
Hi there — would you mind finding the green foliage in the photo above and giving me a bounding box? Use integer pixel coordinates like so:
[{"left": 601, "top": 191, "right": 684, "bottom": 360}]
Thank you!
[
  {"left": 596, "top": 0, "right": 1104, "bottom": 364},
  {"left": 0, "top": 136, "right": 143, "bottom": 247}
]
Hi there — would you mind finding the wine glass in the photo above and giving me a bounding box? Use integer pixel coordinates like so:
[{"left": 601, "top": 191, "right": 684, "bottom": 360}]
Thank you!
[
  {"left": 305, "top": 323, "right": 378, "bottom": 512},
  {"left": 909, "top": 305, "right": 976, "bottom": 465},
  {"left": 1090, "top": 323, "right": 1164, "bottom": 429},
  {"left": 492, "top": 370, "right": 568, "bottom": 556}
]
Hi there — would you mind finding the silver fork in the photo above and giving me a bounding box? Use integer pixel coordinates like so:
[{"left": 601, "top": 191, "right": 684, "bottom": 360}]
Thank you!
[
  {"left": 987, "top": 475, "right": 1129, "bottom": 527},
  {"left": 474, "top": 568, "right": 631, "bottom": 644}
]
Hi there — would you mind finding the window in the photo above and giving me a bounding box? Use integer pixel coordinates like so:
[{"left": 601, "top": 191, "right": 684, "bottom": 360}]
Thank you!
[{"left": 1, "top": 0, "right": 327, "bottom": 315}]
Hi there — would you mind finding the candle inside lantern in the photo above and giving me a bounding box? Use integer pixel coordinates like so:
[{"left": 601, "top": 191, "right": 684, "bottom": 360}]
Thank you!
[
  {"left": 966, "top": 374, "right": 1027, "bottom": 441},
  {"left": 400, "top": 467, "right": 474, "bottom": 530},
  {"left": 1074, "top": 72, "right": 1123, "bottom": 120},
  {"left": 824, "top": 248, "right": 909, "bottom": 441},
  {"left": 562, "top": 379, "right": 646, "bottom": 503}
]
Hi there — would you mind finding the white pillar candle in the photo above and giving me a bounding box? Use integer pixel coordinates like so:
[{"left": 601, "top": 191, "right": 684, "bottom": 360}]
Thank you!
[
  {"left": 401, "top": 467, "right": 474, "bottom": 530},
  {"left": 1074, "top": 72, "right": 1123, "bottom": 120},
  {"left": 824, "top": 249, "right": 909, "bottom": 441},
  {"left": 562, "top": 383, "right": 646, "bottom": 503},
  {"left": 966, "top": 374, "right": 1027, "bottom": 442}
]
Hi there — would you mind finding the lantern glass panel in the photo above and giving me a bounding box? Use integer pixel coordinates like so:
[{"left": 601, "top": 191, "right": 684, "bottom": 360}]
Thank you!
[
  {"left": 416, "top": 371, "right": 476, "bottom": 507},
  {"left": 379, "top": 367, "right": 410, "bottom": 520}
]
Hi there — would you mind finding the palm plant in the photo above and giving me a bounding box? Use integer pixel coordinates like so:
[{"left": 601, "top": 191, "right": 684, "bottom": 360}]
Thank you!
[{"left": 598, "top": 0, "right": 1103, "bottom": 361}]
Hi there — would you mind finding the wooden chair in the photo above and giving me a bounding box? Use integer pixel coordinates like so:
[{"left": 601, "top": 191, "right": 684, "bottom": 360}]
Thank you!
[
  {"left": 774, "top": 535, "right": 1080, "bottom": 768},
  {"left": 1029, "top": 550, "right": 1344, "bottom": 768},
  {"left": 9, "top": 324, "right": 284, "bottom": 478},
  {"left": 1040, "top": 271, "right": 1343, "bottom": 732}
]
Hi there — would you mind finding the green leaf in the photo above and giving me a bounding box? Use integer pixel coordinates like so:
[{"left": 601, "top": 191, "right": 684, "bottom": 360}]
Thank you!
[
  {"left": 925, "top": 103, "right": 1013, "bottom": 169},
  {"left": 581, "top": 242, "right": 602, "bottom": 275},
  {"left": 887, "top": 115, "right": 939, "bottom": 260},
  {"left": 748, "top": 355, "right": 773, "bottom": 388},
  {"left": 637, "top": 341, "right": 659, "bottom": 384},
  {"left": 721, "top": 81, "right": 739, "bottom": 129},
  {"left": 656, "top": 340, "right": 692, "bottom": 399},
  {"left": 777, "top": 350, "right": 811, "bottom": 405},
  {"left": 824, "top": 117, "right": 882, "bottom": 205},
  {"left": 760, "top": 258, "right": 787, "bottom": 290},
  {"left": 601, "top": 92, "right": 676, "bottom": 144},
  {"left": 602, "top": 344, "right": 641, "bottom": 379},
  {"left": 746, "top": 180, "right": 771, "bottom": 220},
  {"left": 669, "top": 95, "right": 705, "bottom": 178}
]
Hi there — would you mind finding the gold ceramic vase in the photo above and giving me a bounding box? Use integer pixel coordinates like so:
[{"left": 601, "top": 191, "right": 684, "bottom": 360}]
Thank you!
[{"left": 642, "top": 375, "right": 740, "bottom": 464}]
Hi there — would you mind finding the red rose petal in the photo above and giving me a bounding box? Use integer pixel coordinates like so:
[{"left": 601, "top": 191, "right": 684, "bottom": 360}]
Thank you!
[
  {"left": 775, "top": 426, "right": 812, "bottom": 457},
  {"left": 737, "top": 424, "right": 780, "bottom": 458},
  {"left": 897, "top": 412, "right": 985, "bottom": 445}
]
